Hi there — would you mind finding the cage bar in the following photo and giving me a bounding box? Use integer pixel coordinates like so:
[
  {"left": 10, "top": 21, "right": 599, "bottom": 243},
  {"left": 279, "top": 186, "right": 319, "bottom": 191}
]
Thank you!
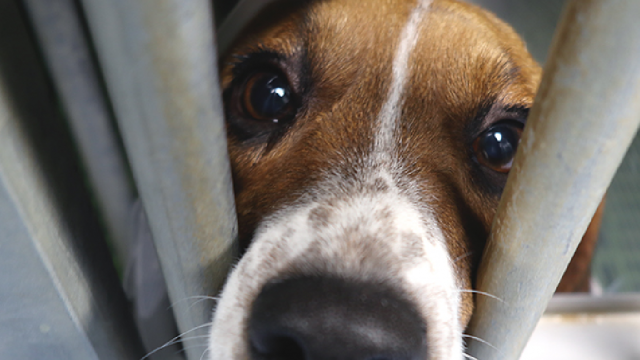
[
  {"left": 76, "top": 0, "right": 238, "bottom": 359},
  {"left": 21, "top": 1, "right": 184, "bottom": 358},
  {"left": 0, "top": 89, "right": 141, "bottom": 360},
  {"left": 0, "top": 3, "right": 143, "bottom": 355},
  {"left": 466, "top": 0, "right": 640, "bottom": 359},
  {"left": 22, "top": 0, "right": 136, "bottom": 284}
]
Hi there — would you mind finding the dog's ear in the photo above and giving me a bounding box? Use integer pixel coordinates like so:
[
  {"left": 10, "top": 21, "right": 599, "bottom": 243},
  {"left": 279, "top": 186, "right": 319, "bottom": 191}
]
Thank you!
[{"left": 555, "top": 197, "right": 606, "bottom": 293}]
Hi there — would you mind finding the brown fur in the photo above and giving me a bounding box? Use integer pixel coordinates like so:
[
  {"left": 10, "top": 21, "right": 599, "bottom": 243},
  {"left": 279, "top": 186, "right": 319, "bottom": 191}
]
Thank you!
[{"left": 219, "top": 0, "right": 602, "bottom": 332}]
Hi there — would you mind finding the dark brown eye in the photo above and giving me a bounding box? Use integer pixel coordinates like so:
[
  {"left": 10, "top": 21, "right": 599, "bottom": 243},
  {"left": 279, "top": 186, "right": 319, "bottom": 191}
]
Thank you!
[
  {"left": 242, "top": 72, "right": 293, "bottom": 122},
  {"left": 473, "top": 122, "right": 523, "bottom": 173}
]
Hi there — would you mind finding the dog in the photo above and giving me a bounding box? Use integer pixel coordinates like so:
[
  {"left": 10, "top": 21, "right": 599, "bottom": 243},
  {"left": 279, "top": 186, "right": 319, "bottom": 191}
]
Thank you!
[{"left": 209, "top": 0, "right": 604, "bottom": 358}]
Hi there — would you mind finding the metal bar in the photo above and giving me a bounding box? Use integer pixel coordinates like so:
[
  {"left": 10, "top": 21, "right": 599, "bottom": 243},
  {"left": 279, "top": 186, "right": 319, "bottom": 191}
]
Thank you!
[
  {"left": 22, "top": 0, "right": 135, "bottom": 283},
  {"left": 0, "top": 92, "right": 141, "bottom": 360},
  {"left": 0, "top": 2, "right": 143, "bottom": 357},
  {"left": 466, "top": 1, "right": 640, "bottom": 359},
  {"left": 21, "top": 2, "right": 182, "bottom": 358},
  {"left": 77, "top": 1, "right": 237, "bottom": 359}
]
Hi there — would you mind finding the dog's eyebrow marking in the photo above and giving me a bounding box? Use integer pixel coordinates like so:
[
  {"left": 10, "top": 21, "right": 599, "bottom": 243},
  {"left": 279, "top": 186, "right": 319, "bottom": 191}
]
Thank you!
[{"left": 375, "top": 0, "right": 433, "bottom": 161}]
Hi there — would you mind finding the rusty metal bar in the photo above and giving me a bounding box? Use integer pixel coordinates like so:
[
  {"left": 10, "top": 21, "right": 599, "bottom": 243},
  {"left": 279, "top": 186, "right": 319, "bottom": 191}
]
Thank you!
[
  {"left": 466, "top": 1, "right": 640, "bottom": 359},
  {"left": 77, "top": 1, "right": 238, "bottom": 359}
]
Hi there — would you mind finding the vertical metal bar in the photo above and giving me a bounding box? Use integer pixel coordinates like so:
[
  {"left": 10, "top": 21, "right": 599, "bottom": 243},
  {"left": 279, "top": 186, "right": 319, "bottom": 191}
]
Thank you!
[
  {"left": 77, "top": 1, "right": 237, "bottom": 359},
  {"left": 466, "top": 1, "right": 640, "bottom": 359},
  {"left": 0, "top": 2, "right": 143, "bottom": 357},
  {"left": 0, "top": 86, "right": 141, "bottom": 360},
  {"left": 22, "top": 0, "right": 135, "bottom": 279},
  {"left": 21, "top": 2, "right": 183, "bottom": 358}
]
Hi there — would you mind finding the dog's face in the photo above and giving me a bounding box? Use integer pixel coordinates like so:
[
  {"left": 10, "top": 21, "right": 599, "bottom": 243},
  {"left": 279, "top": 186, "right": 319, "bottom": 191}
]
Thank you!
[{"left": 210, "top": 0, "right": 541, "bottom": 358}]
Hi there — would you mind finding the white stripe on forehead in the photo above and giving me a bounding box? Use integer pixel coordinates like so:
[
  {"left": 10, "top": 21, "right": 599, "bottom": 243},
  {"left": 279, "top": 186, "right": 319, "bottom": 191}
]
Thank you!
[{"left": 375, "top": 0, "right": 433, "bottom": 161}]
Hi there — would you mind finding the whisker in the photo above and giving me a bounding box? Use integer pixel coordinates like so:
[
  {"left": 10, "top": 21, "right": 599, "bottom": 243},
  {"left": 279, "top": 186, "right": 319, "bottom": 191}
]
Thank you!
[
  {"left": 168, "top": 295, "right": 219, "bottom": 310},
  {"left": 200, "top": 347, "right": 211, "bottom": 360},
  {"left": 458, "top": 289, "right": 506, "bottom": 303},
  {"left": 141, "top": 322, "right": 213, "bottom": 360},
  {"left": 171, "top": 342, "right": 210, "bottom": 357},
  {"left": 453, "top": 251, "right": 473, "bottom": 264},
  {"left": 143, "top": 335, "right": 210, "bottom": 360},
  {"left": 175, "top": 335, "right": 212, "bottom": 342},
  {"left": 463, "top": 353, "right": 479, "bottom": 360},
  {"left": 462, "top": 334, "right": 498, "bottom": 351}
]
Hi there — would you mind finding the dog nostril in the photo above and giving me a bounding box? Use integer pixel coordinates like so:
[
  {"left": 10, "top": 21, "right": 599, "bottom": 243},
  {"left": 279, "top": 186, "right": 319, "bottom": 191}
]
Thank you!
[
  {"left": 248, "top": 276, "right": 427, "bottom": 360},
  {"left": 251, "top": 333, "right": 306, "bottom": 360}
]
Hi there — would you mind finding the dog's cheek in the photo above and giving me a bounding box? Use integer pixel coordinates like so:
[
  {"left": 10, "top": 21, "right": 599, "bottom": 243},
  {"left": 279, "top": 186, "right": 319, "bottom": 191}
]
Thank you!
[
  {"left": 459, "top": 287, "right": 474, "bottom": 328},
  {"left": 429, "top": 206, "right": 477, "bottom": 329}
]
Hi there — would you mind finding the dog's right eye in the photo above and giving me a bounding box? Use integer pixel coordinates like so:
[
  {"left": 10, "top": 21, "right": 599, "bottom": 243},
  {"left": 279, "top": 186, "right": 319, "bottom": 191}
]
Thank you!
[{"left": 240, "top": 72, "right": 294, "bottom": 123}]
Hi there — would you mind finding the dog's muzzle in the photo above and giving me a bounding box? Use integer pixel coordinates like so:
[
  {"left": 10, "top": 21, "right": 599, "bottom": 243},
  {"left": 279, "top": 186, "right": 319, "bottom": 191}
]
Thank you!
[{"left": 248, "top": 276, "right": 428, "bottom": 360}]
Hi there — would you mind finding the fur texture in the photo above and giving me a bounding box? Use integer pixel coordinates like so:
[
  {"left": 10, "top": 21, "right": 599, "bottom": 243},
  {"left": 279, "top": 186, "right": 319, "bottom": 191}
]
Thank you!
[{"left": 208, "top": 0, "right": 601, "bottom": 358}]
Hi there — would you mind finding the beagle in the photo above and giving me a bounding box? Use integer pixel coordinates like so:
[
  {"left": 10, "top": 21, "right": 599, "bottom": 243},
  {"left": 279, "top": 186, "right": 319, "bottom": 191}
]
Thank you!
[{"left": 209, "top": 0, "right": 604, "bottom": 358}]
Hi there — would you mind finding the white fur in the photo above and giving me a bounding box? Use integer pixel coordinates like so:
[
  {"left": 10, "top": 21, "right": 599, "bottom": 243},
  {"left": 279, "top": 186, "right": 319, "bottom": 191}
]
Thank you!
[
  {"left": 208, "top": 171, "right": 462, "bottom": 359},
  {"left": 208, "top": 0, "right": 464, "bottom": 358},
  {"left": 375, "top": 0, "right": 433, "bottom": 160}
]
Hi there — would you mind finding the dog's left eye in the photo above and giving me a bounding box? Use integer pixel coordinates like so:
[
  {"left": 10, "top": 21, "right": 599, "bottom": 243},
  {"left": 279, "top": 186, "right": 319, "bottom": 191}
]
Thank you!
[
  {"left": 241, "top": 72, "right": 293, "bottom": 123},
  {"left": 473, "top": 122, "right": 523, "bottom": 173}
]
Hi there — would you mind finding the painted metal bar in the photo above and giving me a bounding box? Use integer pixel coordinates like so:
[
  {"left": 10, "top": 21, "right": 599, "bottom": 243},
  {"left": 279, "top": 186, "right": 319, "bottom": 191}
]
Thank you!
[
  {"left": 21, "top": 2, "right": 183, "bottom": 358},
  {"left": 0, "top": 84, "right": 141, "bottom": 360},
  {"left": 0, "top": 2, "right": 143, "bottom": 357},
  {"left": 466, "top": 1, "right": 640, "bottom": 359},
  {"left": 77, "top": 1, "right": 238, "bottom": 359},
  {"left": 22, "top": 0, "right": 135, "bottom": 284}
]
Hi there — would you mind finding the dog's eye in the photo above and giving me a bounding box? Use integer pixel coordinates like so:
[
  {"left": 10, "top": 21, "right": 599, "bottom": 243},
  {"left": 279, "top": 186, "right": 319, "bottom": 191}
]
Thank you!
[
  {"left": 241, "top": 72, "right": 293, "bottom": 122},
  {"left": 473, "top": 122, "right": 523, "bottom": 173}
]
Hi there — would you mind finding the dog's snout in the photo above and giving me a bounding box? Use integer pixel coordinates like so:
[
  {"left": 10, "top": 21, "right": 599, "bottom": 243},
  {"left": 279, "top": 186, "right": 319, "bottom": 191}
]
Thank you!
[{"left": 248, "top": 276, "right": 427, "bottom": 360}]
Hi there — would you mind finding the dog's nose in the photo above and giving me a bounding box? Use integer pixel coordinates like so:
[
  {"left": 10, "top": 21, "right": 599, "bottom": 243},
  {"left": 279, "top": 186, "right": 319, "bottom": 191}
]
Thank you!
[{"left": 248, "top": 276, "right": 427, "bottom": 360}]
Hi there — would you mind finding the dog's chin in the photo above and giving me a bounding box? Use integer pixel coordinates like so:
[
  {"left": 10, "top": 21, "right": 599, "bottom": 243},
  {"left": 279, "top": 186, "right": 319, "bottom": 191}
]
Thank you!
[{"left": 208, "top": 174, "right": 465, "bottom": 360}]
